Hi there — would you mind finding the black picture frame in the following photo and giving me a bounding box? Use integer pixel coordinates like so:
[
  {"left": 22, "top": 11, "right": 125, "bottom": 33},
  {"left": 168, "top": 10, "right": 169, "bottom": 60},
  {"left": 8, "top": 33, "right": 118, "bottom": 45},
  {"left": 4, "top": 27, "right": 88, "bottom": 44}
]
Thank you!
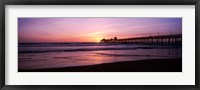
[{"left": 0, "top": 0, "right": 199, "bottom": 90}]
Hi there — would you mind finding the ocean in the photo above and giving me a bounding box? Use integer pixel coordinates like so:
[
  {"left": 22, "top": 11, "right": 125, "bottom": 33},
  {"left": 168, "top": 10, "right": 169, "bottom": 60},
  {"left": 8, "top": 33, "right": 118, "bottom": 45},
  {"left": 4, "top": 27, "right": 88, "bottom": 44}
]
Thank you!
[{"left": 18, "top": 42, "right": 182, "bottom": 70}]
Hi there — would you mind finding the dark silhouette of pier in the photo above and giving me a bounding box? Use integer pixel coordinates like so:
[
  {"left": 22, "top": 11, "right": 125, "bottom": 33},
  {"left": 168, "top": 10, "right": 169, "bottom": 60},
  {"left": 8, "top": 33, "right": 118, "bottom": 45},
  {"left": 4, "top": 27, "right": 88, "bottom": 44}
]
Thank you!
[{"left": 100, "top": 34, "right": 182, "bottom": 46}]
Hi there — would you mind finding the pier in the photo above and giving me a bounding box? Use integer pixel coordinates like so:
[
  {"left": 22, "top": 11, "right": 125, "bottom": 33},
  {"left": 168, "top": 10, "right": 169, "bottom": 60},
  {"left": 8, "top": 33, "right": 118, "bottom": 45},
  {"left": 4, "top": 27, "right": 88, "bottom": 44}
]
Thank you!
[{"left": 100, "top": 34, "right": 182, "bottom": 45}]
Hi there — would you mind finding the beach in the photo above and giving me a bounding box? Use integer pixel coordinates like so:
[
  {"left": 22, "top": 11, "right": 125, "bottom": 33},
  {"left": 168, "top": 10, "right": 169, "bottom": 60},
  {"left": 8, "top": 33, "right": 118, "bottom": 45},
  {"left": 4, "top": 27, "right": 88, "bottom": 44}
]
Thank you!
[
  {"left": 19, "top": 58, "right": 181, "bottom": 72},
  {"left": 18, "top": 42, "right": 182, "bottom": 72}
]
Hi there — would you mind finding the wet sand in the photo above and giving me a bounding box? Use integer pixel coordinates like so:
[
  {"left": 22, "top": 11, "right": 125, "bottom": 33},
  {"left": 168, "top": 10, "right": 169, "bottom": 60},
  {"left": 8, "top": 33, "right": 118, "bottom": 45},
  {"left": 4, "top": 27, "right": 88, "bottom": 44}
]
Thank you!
[{"left": 19, "top": 58, "right": 182, "bottom": 72}]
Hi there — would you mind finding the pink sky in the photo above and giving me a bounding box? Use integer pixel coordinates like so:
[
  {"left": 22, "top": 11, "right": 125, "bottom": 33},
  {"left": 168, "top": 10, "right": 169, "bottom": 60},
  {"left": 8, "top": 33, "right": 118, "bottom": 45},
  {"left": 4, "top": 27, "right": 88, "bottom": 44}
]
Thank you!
[{"left": 18, "top": 18, "right": 182, "bottom": 43}]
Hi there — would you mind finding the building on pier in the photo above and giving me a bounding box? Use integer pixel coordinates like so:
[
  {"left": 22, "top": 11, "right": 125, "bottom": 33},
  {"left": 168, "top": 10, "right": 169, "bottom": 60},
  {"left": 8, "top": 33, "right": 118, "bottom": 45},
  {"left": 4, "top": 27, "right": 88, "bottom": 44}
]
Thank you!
[{"left": 100, "top": 34, "right": 182, "bottom": 46}]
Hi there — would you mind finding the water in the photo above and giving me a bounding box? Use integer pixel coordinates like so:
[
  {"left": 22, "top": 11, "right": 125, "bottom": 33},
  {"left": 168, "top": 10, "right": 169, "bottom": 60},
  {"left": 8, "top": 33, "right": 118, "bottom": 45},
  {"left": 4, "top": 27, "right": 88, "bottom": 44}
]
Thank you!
[{"left": 18, "top": 42, "right": 182, "bottom": 70}]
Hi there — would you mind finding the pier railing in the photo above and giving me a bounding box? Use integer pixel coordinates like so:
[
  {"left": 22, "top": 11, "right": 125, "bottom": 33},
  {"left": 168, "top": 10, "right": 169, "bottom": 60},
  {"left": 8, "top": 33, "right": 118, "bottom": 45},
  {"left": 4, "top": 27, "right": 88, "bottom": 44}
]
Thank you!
[{"left": 100, "top": 34, "right": 182, "bottom": 46}]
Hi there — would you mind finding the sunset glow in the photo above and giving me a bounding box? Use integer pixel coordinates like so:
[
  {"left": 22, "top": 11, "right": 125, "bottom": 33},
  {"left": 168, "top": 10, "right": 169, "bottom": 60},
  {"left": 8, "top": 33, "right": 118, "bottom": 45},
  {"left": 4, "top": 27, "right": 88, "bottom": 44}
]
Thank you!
[{"left": 18, "top": 18, "right": 182, "bottom": 43}]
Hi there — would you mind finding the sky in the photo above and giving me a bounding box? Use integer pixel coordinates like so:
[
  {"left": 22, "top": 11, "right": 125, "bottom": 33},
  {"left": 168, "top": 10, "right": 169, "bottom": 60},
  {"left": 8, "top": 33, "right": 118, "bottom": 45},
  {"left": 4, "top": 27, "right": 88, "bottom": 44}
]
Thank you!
[{"left": 18, "top": 18, "right": 182, "bottom": 43}]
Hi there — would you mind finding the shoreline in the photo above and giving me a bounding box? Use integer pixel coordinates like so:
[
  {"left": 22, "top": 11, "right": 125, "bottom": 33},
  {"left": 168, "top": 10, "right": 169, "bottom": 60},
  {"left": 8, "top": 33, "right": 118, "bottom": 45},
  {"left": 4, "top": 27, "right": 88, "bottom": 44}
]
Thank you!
[{"left": 19, "top": 58, "right": 182, "bottom": 72}]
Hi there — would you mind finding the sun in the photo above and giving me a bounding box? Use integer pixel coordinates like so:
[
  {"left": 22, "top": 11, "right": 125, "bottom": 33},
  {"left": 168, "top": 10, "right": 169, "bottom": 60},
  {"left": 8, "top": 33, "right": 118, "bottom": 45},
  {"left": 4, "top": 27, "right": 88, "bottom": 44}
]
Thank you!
[
  {"left": 94, "top": 37, "right": 102, "bottom": 43},
  {"left": 88, "top": 32, "right": 104, "bottom": 43}
]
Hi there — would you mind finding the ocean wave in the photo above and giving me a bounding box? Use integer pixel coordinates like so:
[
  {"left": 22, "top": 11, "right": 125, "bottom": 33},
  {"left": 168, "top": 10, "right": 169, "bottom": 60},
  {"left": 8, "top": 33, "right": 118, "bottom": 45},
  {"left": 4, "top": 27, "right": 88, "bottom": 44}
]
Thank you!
[
  {"left": 18, "top": 43, "right": 122, "bottom": 47},
  {"left": 18, "top": 46, "right": 180, "bottom": 54},
  {"left": 95, "top": 53, "right": 175, "bottom": 57}
]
